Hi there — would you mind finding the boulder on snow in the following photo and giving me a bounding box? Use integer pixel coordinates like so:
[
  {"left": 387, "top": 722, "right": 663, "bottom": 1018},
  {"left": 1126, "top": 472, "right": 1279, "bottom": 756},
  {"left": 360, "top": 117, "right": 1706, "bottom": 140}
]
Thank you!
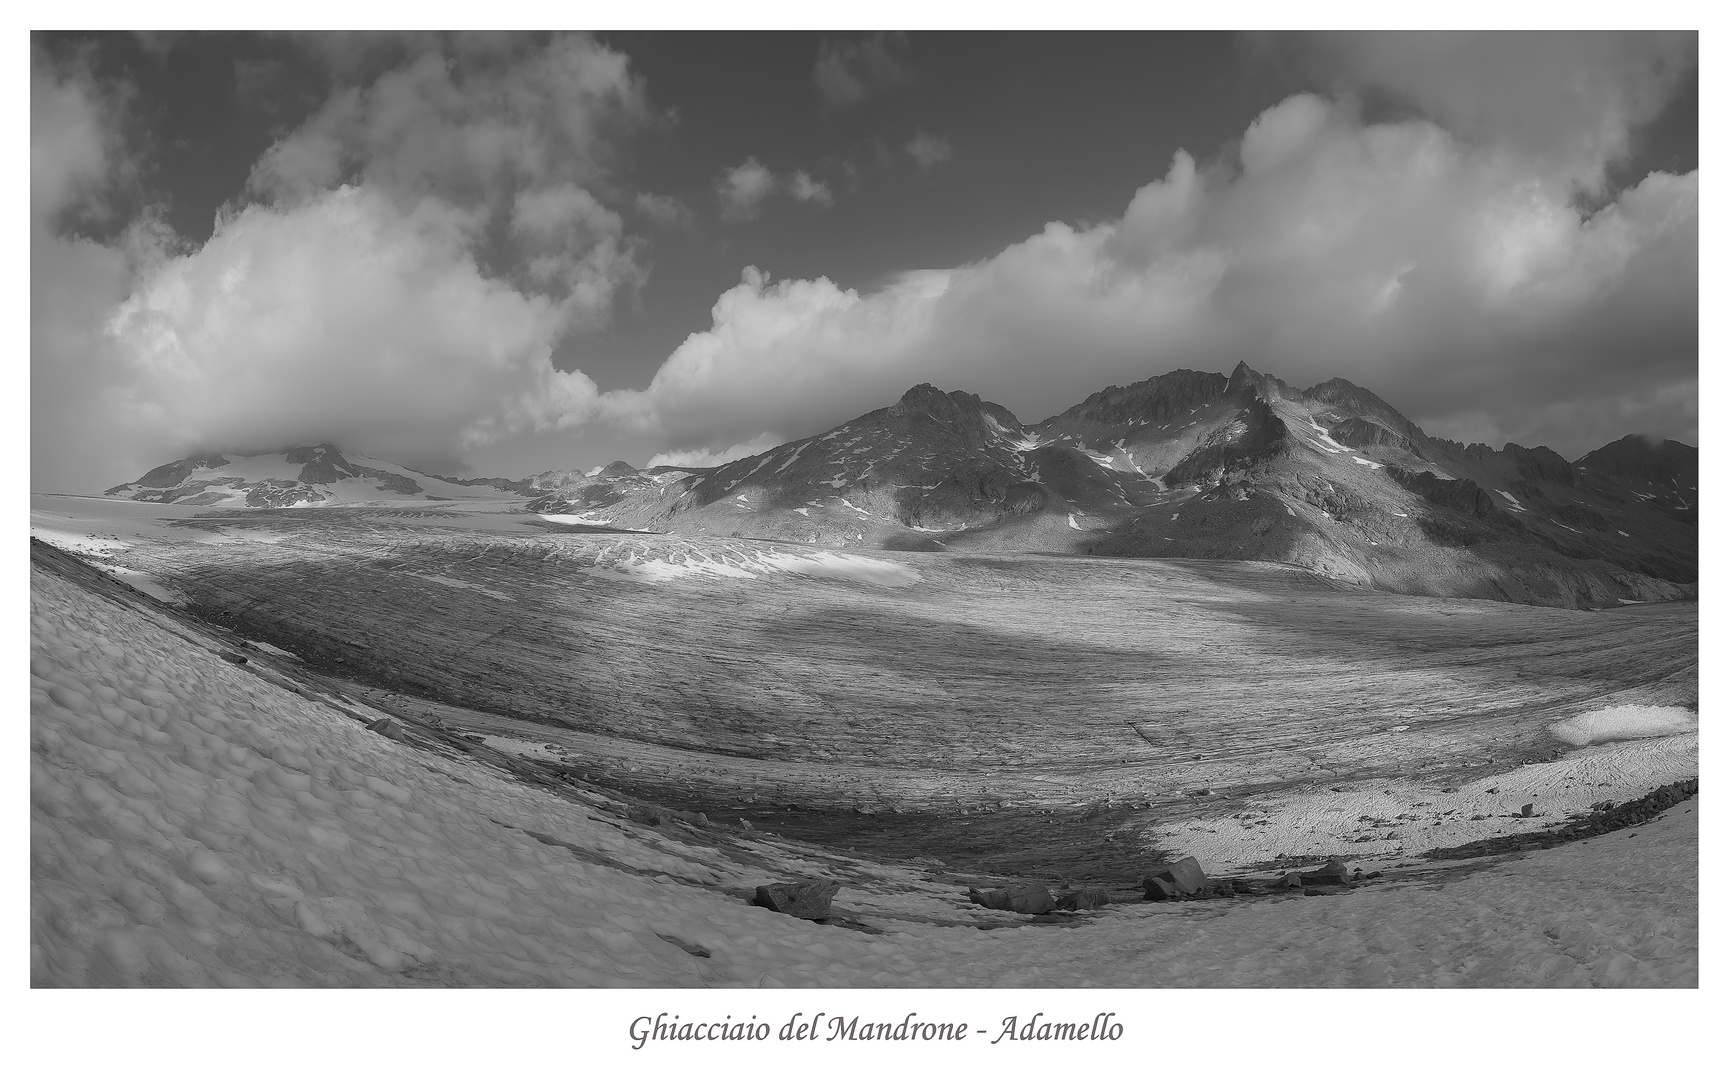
[
  {"left": 968, "top": 884, "right": 1057, "bottom": 914},
  {"left": 1054, "top": 887, "right": 1112, "bottom": 910},
  {"left": 365, "top": 716, "right": 404, "bottom": 739},
  {"left": 753, "top": 879, "right": 841, "bottom": 920},
  {"left": 1142, "top": 855, "right": 1210, "bottom": 898},
  {"left": 1300, "top": 858, "right": 1351, "bottom": 886},
  {"left": 1142, "top": 877, "right": 1182, "bottom": 902},
  {"left": 1521, "top": 803, "right": 1536, "bottom": 818}
]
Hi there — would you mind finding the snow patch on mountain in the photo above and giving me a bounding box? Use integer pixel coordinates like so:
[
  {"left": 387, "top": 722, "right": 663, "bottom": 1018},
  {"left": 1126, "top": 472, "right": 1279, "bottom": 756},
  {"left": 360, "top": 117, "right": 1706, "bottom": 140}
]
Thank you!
[{"left": 1307, "top": 419, "right": 1352, "bottom": 454}]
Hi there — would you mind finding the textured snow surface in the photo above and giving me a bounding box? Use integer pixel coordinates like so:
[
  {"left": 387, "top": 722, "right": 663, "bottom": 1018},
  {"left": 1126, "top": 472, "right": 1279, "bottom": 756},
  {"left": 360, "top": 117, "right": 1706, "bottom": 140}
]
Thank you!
[
  {"left": 33, "top": 562, "right": 1697, "bottom": 987},
  {"left": 611, "top": 549, "right": 919, "bottom": 587},
  {"left": 1550, "top": 706, "right": 1698, "bottom": 747}
]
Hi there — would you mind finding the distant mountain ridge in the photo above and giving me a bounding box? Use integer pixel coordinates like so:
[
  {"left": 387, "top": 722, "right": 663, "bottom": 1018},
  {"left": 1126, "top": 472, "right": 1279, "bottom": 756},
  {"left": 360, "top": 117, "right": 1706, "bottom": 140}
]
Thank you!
[
  {"left": 103, "top": 365, "right": 1697, "bottom": 608},
  {"left": 105, "top": 443, "right": 532, "bottom": 507}
]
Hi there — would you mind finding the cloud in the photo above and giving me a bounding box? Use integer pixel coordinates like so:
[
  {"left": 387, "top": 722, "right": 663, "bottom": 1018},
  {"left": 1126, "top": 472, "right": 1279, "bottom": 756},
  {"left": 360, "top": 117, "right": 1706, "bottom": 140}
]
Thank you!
[
  {"left": 788, "top": 170, "right": 833, "bottom": 206},
  {"left": 612, "top": 91, "right": 1696, "bottom": 460},
  {"left": 715, "top": 160, "right": 833, "bottom": 219},
  {"left": 248, "top": 35, "right": 652, "bottom": 206},
  {"left": 1300, "top": 31, "right": 1696, "bottom": 193},
  {"left": 508, "top": 183, "right": 644, "bottom": 314},
  {"left": 31, "top": 47, "right": 167, "bottom": 492},
  {"left": 905, "top": 131, "right": 952, "bottom": 172},
  {"left": 31, "top": 45, "right": 131, "bottom": 230},
  {"left": 32, "top": 34, "right": 651, "bottom": 491},
  {"left": 633, "top": 191, "right": 691, "bottom": 229},
  {"left": 813, "top": 33, "right": 911, "bottom": 109},
  {"left": 715, "top": 158, "right": 777, "bottom": 220},
  {"left": 645, "top": 433, "right": 786, "bottom": 470},
  {"left": 132, "top": 31, "right": 184, "bottom": 65},
  {"left": 101, "top": 186, "right": 602, "bottom": 473}
]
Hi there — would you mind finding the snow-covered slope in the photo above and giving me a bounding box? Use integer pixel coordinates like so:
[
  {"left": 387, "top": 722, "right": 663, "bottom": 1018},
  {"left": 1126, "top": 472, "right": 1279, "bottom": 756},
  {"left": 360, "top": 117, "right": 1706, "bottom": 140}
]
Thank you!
[{"left": 30, "top": 539, "right": 1698, "bottom": 987}]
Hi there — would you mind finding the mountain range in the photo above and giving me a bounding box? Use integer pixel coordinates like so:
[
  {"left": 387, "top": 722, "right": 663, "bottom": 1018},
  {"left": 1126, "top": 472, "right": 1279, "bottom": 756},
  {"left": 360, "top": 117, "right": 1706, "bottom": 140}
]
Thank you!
[{"left": 105, "top": 362, "right": 1697, "bottom": 609}]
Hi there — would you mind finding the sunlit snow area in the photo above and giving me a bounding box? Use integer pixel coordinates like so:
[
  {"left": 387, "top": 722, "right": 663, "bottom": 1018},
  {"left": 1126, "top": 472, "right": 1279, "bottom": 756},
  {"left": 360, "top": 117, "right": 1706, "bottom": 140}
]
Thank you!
[{"left": 1549, "top": 705, "right": 1699, "bottom": 747}]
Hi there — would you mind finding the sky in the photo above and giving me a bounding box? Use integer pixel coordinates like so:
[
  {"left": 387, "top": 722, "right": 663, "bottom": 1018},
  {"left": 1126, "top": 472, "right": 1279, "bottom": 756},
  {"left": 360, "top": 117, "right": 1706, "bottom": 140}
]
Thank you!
[{"left": 30, "top": 29, "right": 1698, "bottom": 491}]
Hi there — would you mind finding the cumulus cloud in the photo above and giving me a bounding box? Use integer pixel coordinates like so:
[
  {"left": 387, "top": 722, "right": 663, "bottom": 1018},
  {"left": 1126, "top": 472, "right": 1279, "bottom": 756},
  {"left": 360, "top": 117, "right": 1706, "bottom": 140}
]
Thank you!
[
  {"left": 1301, "top": 31, "right": 1696, "bottom": 193},
  {"left": 32, "top": 34, "right": 652, "bottom": 491},
  {"left": 715, "top": 158, "right": 777, "bottom": 220},
  {"left": 633, "top": 191, "right": 691, "bottom": 229},
  {"left": 813, "top": 32, "right": 911, "bottom": 109},
  {"left": 508, "top": 182, "right": 644, "bottom": 315},
  {"left": 248, "top": 36, "right": 650, "bottom": 206},
  {"left": 645, "top": 433, "right": 786, "bottom": 470},
  {"left": 617, "top": 91, "right": 1696, "bottom": 460},
  {"left": 905, "top": 131, "right": 952, "bottom": 171},
  {"left": 715, "top": 159, "right": 833, "bottom": 219},
  {"left": 104, "top": 187, "right": 602, "bottom": 471},
  {"left": 788, "top": 170, "right": 833, "bottom": 206}
]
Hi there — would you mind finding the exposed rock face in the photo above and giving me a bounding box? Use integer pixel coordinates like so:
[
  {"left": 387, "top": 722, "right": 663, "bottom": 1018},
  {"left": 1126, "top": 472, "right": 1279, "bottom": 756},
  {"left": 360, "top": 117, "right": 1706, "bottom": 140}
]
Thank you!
[
  {"left": 1163, "top": 396, "right": 1290, "bottom": 487},
  {"left": 1329, "top": 417, "right": 1424, "bottom": 457},
  {"left": 1039, "top": 369, "right": 1230, "bottom": 438},
  {"left": 753, "top": 879, "right": 841, "bottom": 920},
  {"left": 1225, "top": 359, "right": 1298, "bottom": 402},
  {"left": 967, "top": 884, "right": 1057, "bottom": 915},
  {"left": 1577, "top": 435, "right": 1697, "bottom": 487},
  {"left": 358, "top": 468, "right": 422, "bottom": 495},
  {"left": 115, "top": 453, "right": 233, "bottom": 494},
  {"left": 1387, "top": 468, "right": 1498, "bottom": 518},
  {"left": 1304, "top": 378, "right": 1432, "bottom": 449},
  {"left": 1503, "top": 444, "right": 1576, "bottom": 488}
]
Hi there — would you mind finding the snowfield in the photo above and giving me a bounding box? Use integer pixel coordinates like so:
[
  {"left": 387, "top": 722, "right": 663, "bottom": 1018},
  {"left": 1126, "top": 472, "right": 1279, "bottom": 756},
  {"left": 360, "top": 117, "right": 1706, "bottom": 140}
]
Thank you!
[
  {"left": 604, "top": 547, "right": 920, "bottom": 587},
  {"left": 1549, "top": 705, "right": 1699, "bottom": 747},
  {"left": 31, "top": 550, "right": 1696, "bottom": 987}
]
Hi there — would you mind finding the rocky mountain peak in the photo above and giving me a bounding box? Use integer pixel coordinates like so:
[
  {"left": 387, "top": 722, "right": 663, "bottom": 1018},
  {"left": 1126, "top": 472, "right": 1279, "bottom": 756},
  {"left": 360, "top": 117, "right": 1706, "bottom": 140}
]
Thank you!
[
  {"left": 283, "top": 443, "right": 347, "bottom": 464},
  {"left": 1225, "top": 361, "right": 1298, "bottom": 403},
  {"left": 894, "top": 382, "right": 978, "bottom": 415}
]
